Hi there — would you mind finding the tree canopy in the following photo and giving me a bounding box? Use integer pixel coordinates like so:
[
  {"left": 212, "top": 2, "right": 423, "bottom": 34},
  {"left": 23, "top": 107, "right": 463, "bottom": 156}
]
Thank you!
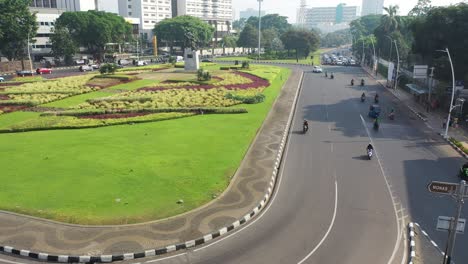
[
  {"left": 237, "top": 24, "right": 258, "bottom": 48},
  {"left": 153, "top": 15, "right": 214, "bottom": 52},
  {"left": 281, "top": 29, "right": 320, "bottom": 61},
  {"left": 321, "top": 29, "right": 351, "bottom": 48},
  {"left": 54, "top": 10, "right": 133, "bottom": 60},
  {"left": 0, "top": 0, "right": 38, "bottom": 61},
  {"left": 245, "top": 14, "right": 292, "bottom": 36},
  {"left": 408, "top": 0, "right": 432, "bottom": 16}
]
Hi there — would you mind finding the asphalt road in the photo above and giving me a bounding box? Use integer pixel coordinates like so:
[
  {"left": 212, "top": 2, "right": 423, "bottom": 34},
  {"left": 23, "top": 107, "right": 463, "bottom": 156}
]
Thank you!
[
  {"left": 1, "top": 65, "right": 467, "bottom": 264},
  {"left": 122, "top": 65, "right": 405, "bottom": 264}
]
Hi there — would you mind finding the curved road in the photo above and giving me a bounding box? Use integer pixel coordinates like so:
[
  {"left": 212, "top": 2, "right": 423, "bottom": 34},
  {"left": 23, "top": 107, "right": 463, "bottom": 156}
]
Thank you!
[
  {"left": 131, "top": 65, "right": 404, "bottom": 263},
  {"left": 2, "top": 65, "right": 468, "bottom": 263}
]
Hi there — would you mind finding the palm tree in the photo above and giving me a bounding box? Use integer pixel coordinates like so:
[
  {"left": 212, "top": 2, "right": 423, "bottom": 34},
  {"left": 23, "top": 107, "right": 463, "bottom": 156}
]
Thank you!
[{"left": 381, "top": 5, "right": 400, "bottom": 33}]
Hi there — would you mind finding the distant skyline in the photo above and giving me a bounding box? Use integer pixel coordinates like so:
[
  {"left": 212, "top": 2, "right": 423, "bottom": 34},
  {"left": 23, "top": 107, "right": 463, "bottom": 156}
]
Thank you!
[{"left": 233, "top": 0, "right": 465, "bottom": 22}]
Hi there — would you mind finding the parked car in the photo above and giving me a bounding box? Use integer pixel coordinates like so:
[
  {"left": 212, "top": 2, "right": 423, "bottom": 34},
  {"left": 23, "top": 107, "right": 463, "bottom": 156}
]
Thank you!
[
  {"left": 312, "top": 66, "right": 323, "bottom": 73},
  {"left": 0, "top": 76, "right": 4, "bottom": 82},
  {"left": 90, "top": 64, "right": 100, "bottom": 69},
  {"left": 79, "top": 65, "right": 94, "bottom": 72},
  {"left": 136, "top": 60, "right": 148, "bottom": 66},
  {"left": 16, "top": 70, "right": 34, "bottom": 77},
  {"left": 201, "top": 58, "right": 213, "bottom": 62},
  {"left": 118, "top": 59, "right": 131, "bottom": 66},
  {"left": 36, "top": 68, "right": 52, "bottom": 75},
  {"left": 349, "top": 59, "right": 356, "bottom": 66}
]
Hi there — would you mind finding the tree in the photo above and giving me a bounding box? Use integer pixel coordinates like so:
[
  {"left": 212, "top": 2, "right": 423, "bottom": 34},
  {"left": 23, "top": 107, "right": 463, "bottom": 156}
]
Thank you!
[
  {"left": 381, "top": 5, "right": 400, "bottom": 32},
  {"left": 262, "top": 28, "right": 279, "bottom": 50},
  {"left": 55, "top": 11, "right": 133, "bottom": 61},
  {"left": 321, "top": 29, "right": 350, "bottom": 48},
  {"left": 411, "top": 3, "right": 468, "bottom": 81},
  {"left": 350, "top": 15, "right": 382, "bottom": 39},
  {"left": 221, "top": 35, "right": 238, "bottom": 53},
  {"left": 245, "top": 14, "right": 292, "bottom": 35},
  {"left": 281, "top": 29, "right": 320, "bottom": 61},
  {"left": 0, "top": 0, "right": 38, "bottom": 61},
  {"left": 409, "top": 0, "right": 432, "bottom": 16},
  {"left": 49, "top": 27, "right": 77, "bottom": 65},
  {"left": 237, "top": 24, "right": 258, "bottom": 49},
  {"left": 153, "top": 15, "right": 214, "bottom": 53},
  {"left": 233, "top": 18, "right": 247, "bottom": 31},
  {"left": 270, "top": 38, "right": 284, "bottom": 53}
]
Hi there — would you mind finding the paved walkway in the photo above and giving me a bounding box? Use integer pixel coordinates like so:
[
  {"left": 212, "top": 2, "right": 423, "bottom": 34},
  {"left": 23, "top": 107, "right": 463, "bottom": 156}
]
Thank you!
[
  {"left": 362, "top": 66, "right": 468, "bottom": 146},
  {"left": 0, "top": 69, "right": 304, "bottom": 256}
]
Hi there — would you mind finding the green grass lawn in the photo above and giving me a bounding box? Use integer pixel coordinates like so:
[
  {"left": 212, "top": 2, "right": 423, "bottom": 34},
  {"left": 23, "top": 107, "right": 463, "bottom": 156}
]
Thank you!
[
  {"left": 42, "top": 91, "right": 116, "bottom": 108},
  {"left": 0, "top": 65, "right": 291, "bottom": 225}
]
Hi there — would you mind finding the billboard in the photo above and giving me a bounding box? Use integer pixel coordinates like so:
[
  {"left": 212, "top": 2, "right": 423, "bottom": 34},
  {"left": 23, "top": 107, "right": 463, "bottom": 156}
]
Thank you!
[{"left": 413, "top": 65, "right": 428, "bottom": 79}]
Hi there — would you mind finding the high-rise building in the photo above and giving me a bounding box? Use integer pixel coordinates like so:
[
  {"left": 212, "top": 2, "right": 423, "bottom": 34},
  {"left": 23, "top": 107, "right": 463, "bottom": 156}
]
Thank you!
[
  {"left": 302, "top": 3, "right": 357, "bottom": 29},
  {"left": 96, "top": 0, "right": 119, "bottom": 13},
  {"left": 239, "top": 8, "right": 265, "bottom": 20},
  {"left": 30, "top": 0, "right": 97, "bottom": 11},
  {"left": 175, "top": 0, "right": 233, "bottom": 40},
  {"left": 361, "top": 0, "right": 384, "bottom": 16},
  {"left": 118, "top": 0, "right": 172, "bottom": 42}
]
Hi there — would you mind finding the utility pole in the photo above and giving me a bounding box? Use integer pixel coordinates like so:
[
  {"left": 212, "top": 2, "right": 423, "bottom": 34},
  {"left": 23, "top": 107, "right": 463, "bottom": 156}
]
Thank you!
[
  {"left": 257, "top": 0, "right": 263, "bottom": 60},
  {"left": 428, "top": 67, "right": 435, "bottom": 109},
  {"left": 443, "top": 181, "right": 466, "bottom": 264},
  {"left": 27, "top": 31, "right": 33, "bottom": 72}
]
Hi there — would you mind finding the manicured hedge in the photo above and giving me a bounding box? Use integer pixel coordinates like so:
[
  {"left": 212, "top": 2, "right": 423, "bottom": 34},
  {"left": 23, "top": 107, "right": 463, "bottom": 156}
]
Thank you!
[
  {"left": 92, "top": 74, "right": 136, "bottom": 81},
  {"left": 225, "top": 93, "right": 265, "bottom": 104},
  {"left": 43, "top": 107, "right": 248, "bottom": 117}
]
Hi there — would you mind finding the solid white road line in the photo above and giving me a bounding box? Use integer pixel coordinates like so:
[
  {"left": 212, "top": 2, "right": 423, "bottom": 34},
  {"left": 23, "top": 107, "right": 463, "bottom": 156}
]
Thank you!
[
  {"left": 359, "top": 114, "right": 402, "bottom": 264},
  {"left": 146, "top": 253, "right": 187, "bottom": 263},
  {"left": 297, "top": 179, "right": 338, "bottom": 264}
]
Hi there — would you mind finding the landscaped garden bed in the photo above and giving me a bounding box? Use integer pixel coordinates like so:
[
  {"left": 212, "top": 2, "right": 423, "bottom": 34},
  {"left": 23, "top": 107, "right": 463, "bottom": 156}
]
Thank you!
[{"left": 0, "top": 64, "right": 290, "bottom": 224}]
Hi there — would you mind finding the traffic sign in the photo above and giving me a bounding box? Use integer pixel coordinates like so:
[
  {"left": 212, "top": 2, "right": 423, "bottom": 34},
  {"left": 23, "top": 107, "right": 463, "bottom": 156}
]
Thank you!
[
  {"left": 437, "top": 216, "right": 466, "bottom": 234},
  {"left": 427, "top": 181, "right": 458, "bottom": 195}
]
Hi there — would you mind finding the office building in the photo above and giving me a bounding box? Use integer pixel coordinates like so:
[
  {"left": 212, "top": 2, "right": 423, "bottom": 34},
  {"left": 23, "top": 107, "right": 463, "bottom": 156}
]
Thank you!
[
  {"left": 239, "top": 8, "right": 265, "bottom": 20},
  {"left": 302, "top": 3, "right": 357, "bottom": 29},
  {"left": 119, "top": 0, "right": 172, "bottom": 42},
  {"left": 30, "top": 0, "right": 97, "bottom": 11},
  {"left": 175, "top": 0, "right": 233, "bottom": 40},
  {"left": 361, "top": 0, "right": 384, "bottom": 16}
]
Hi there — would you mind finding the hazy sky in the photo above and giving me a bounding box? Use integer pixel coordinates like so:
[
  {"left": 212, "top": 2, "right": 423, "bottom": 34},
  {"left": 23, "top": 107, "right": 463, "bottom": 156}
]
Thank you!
[{"left": 233, "top": 0, "right": 466, "bottom": 22}]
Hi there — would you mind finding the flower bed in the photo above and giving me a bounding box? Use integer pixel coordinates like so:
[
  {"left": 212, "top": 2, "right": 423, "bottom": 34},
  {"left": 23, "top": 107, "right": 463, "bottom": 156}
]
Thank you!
[
  {"left": 139, "top": 71, "right": 268, "bottom": 92},
  {"left": 0, "top": 105, "right": 30, "bottom": 113},
  {"left": 0, "top": 95, "right": 10, "bottom": 100}
]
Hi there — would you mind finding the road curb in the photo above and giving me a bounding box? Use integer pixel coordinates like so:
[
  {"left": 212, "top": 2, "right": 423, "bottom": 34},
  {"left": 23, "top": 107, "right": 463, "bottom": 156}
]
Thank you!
[
  {"left": 444, "top": 136, "right": 468, "bottom": 159},
  {"left": 408, "top": 222, "right": 416, "bottom": 264},
  {"left": 0, "top": 72, "right": 305, "bottom": 263},
  {"left": 412, "top": 222, "right": 449, "bottom": 262}
]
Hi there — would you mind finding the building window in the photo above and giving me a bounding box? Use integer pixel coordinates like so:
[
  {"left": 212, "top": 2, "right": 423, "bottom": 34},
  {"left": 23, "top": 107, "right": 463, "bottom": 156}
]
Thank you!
[{"left": 128, "top": 12, "right": 132, "bottom": 15}]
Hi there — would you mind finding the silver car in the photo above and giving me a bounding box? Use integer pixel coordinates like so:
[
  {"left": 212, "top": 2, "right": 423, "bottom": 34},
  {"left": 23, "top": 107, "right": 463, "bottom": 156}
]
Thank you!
[{"left": 312, "top": 66, "right": 323, "bottom": 73}]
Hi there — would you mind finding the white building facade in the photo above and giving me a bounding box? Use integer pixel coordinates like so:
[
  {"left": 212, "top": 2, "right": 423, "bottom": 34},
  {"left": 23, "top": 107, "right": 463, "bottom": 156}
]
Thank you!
[
  {"left": 302, "top": 4, "right": 357, "bottom": 30},
  {"left": 175, "top": 0, "right": 233, "bottom": 40},
  {"left": 118, "top": 0, "right": 172, "bottom": 41},
  {"left": 361, "top": 0, "right": 384, "bottom": 16}
]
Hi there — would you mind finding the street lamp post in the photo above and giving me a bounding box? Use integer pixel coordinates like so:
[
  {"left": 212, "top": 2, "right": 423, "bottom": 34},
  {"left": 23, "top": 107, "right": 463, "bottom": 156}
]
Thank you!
[
  {"left": 257, "top": 0, "right": 263, "bottom": 60},
  {"left": 27, "top": 31, "right": 33, "bottom": 72},
  {"left": 369, "top": 37, "right": 377, "bottom": 75},
  {"left": 393, "top": 40, "right": 400, "bottom": 91},
  {"left": 437, "top": 48, "right": 456, "bottom": 139}
]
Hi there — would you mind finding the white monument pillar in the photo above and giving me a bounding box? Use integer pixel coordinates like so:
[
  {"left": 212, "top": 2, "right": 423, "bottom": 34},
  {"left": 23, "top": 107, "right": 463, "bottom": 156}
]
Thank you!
[{"left": 184, "top": 48, "right": 200, "bottom": 71}]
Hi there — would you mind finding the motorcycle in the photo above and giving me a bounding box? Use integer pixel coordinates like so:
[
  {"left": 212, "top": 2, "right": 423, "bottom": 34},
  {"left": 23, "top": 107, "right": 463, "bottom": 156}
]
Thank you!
[
  {"left": 374, "top": 97, "right": 379, "bottom": 104},
  {"left": 367, "top": 148, "right": 373, "bottom": 160},
  {"left": 303, "top": 124, "right": 308, "bottom": 134},
  {"left": 361, "top": 96, "right": 365, "bottom": 102},
  {"left": 373, "top": 121, "right": 379, "bottom": 131},
  {"left": 361, "top": 80, "right": 365, "bottom": 86},
  {"left": 330, "top": 74, "right": 334, "bottom": 79},
  {"left": 389, "top": 112, "right": 395, "bottom": 120},
  {"left": 351, "top": 80, "right": 354, "bottom": 86}
]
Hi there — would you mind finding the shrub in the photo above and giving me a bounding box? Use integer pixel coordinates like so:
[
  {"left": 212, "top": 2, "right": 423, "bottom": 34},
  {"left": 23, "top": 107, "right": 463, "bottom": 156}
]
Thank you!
[
  {"left": 174, "top": 64, "right": 185, "bottom": 68},
  {"left": 168, "top": 56, "right": 176, "bottom": 65},
  {"left": 225, "top": 93, "right": 265, "bottom": 104},
  {"left": 197, "top": 68, "right": 212, "bottom": 81},
  {"left": 99, "top": 63, "right": 118, "bottom": 74},
  {"left": 242, "top": 61, "right": 250, "bottom": 69}
]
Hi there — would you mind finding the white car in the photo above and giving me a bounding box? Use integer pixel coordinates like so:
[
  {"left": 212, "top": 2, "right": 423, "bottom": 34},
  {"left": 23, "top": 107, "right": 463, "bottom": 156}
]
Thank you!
[
  {"left": 79, "top": 65, "right": 94, "bottom": 72},
  {"left": 0, "top": 76, "right": 4, "bottom": 82},
  {"left": 336, "top": 60, "right": 344, "bottom": 65},
  {"left": 350, "top": 59, "right": 356, "bottom": 65},
  {"left": 312, "top": 66, "right": 323, "bottom": 73},
  {"left": 137, "top": 60, "right": 148, "bottom": 66}
]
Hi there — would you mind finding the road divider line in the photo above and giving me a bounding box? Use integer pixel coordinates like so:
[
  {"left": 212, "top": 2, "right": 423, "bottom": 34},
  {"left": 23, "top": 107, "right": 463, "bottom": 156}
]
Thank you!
[
  {"left": 297, "top": 179, "right": 338, "bottom": 264},
  {"left": 360, "top": 114, "right": 403, "bottom": 264}
]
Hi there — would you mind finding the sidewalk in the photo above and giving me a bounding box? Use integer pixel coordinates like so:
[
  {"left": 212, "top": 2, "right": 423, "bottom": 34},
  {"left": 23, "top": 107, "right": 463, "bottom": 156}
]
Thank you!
[
  {"left": 362, "top": 66, "right": 468, "bottom": 149},
  {"left": 0, "top": 69, "right": 304, "bottom": 257}
]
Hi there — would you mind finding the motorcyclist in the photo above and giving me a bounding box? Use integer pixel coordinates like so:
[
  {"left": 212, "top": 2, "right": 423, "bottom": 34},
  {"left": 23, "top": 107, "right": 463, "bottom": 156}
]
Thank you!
[
  {"left": 367, "top": 143, "right": 374, "bottom": 151},
  {"left": 303, "top": 119, "right": 309, "bottom": 131},
  {"left": 330, "top": 73, "right": 334, "bottom": 79},
  {"left": 388, "top": 109, "right": 395, "bottom": 119},
  {"left": 361, "top": 92, "right": 365, "bottom": 102},
  {"left": 361, "top": 79, "right": 365, "bottom": 86},
  {"left": 325, "top": 71, "right": 328, "bottom": 77},
  {"left": 374, "top": 93, "right": 379, "bottom": 103},
  {"left": 373, "top": 118, "right": 380, "bottom": 129},
  {"left": 351, "top": 79, "right": 354, "bottom": 86}
]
